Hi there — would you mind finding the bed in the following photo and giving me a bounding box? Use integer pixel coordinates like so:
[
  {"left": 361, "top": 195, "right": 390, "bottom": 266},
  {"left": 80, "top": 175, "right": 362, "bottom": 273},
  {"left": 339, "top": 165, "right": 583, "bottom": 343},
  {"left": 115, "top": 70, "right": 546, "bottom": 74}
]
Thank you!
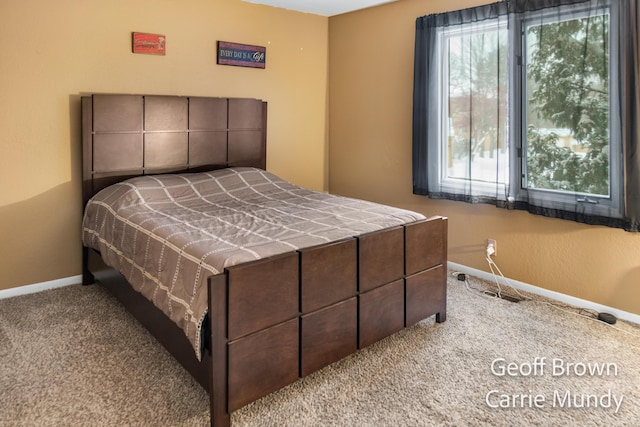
[{"left": 81, "top": 94, "right": 448, "bottom": 426}]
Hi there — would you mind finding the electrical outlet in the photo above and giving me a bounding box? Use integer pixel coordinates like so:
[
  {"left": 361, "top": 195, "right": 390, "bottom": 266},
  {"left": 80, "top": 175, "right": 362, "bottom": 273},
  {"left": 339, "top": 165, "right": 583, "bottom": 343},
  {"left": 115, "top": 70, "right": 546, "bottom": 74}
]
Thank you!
[{"left": 487, "top": 239, "right": 497, "bottom": 256}]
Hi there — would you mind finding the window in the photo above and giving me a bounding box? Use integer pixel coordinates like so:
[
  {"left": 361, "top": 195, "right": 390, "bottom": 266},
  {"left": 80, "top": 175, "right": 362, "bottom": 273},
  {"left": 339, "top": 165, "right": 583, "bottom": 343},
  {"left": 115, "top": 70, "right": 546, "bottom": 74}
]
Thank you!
[
  {"left": 519, "top": 4, "right": 622, "bottom": 218},
  {"left": 437, "top": 20, "right": 508, "bottom": 200},
  {"left": 413, "top": 0, "right": 639, "bottom": 230}
]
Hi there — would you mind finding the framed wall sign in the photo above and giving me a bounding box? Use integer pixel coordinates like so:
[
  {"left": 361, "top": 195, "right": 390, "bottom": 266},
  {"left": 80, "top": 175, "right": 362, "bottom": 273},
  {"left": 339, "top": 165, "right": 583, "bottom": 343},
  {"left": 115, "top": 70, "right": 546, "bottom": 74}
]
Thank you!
[
  {"left": 132, "top": 32, "right": 166, "bottom": 55},
  {"left": 217, "top": 41, "right": 266, "bottom": 69}
]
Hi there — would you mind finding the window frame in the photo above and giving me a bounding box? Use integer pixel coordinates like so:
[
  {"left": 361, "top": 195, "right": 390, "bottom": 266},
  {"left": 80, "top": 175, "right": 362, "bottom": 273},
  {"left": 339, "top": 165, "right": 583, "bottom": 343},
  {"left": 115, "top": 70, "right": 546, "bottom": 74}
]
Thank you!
[
  {"left": 434, "top": 20, "right": 510, "bottom": 200},
  {"left": 515, "top": 2, "right": 623, "bottom": 219}
]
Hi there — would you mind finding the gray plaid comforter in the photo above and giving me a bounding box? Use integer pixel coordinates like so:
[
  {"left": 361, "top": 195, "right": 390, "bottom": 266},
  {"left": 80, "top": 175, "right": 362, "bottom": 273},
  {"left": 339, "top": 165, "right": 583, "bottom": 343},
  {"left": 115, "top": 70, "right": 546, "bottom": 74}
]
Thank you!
[{"left": 82, "top": 167, "right": 426, "bottom": 358}]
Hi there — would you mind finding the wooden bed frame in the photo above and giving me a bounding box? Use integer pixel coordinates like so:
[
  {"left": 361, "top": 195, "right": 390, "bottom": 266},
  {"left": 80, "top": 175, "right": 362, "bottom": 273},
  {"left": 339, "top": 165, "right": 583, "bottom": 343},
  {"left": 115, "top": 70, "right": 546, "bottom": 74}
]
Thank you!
[{"left": 81, "top": 94, "right": 448, "bottom": 426}]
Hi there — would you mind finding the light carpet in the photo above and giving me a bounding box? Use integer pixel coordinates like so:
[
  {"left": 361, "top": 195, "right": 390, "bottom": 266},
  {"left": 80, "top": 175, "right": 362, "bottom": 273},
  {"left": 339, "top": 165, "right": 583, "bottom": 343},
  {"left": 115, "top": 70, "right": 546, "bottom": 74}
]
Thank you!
[{"left": 1, "top": 273, "right": 639, "bottom": 426}]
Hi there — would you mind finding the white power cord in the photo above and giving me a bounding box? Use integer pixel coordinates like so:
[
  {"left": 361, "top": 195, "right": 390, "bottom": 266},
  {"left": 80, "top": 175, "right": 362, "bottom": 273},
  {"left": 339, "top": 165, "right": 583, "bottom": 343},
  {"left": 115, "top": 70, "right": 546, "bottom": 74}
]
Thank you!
[{"left": 478, "top": 256, "right": 640, "bottom": 340}]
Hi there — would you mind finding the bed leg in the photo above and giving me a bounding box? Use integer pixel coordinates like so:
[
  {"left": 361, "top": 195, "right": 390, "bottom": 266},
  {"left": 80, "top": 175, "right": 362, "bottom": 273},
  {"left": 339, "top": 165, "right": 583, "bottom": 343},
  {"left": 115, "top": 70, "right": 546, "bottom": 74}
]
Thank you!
[
  {"left": 209, "top": 274, "right": 230, "bottom": 427},
  {"left": 82, "top": 247, "right": 95, "bottom": 285},
  {"left": 436, "top": 277, "right": 447, "bottom": 323}
]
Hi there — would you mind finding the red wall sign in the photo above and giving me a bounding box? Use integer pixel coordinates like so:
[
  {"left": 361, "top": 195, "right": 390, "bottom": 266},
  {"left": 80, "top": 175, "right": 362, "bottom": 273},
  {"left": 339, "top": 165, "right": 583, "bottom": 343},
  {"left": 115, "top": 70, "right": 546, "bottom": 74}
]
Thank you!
[{"left": 132, "top": 32, "right": 166, "bottom": 55}]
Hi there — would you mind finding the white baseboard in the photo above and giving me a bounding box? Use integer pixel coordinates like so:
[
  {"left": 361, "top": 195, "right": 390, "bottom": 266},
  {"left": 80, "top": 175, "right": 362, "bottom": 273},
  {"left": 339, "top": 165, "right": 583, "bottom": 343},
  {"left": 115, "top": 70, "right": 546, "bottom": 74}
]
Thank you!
[
  {"left": 0, "top": 275, "right": 82, "bottom": 300},
  {"left": 448, "top": 261, "right": 640, "bottom": 326}
]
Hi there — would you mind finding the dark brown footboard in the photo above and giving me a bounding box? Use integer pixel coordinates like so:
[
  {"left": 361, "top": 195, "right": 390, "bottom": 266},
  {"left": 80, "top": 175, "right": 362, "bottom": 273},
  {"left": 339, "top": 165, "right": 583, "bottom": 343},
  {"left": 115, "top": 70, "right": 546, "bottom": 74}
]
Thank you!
[
  {"left": 86, "top": 216, "right": 447, "bottom": 427},
  {"left": 207, "top": 215, "right": 448, "bottom": 426}
]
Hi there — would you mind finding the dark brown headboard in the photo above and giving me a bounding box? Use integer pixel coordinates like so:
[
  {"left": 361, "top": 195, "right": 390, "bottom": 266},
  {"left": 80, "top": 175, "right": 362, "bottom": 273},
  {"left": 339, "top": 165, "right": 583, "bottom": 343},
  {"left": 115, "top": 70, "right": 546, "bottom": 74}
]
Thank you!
[{"left": 82, "top": 94, "right": 267, "bottom": 204}]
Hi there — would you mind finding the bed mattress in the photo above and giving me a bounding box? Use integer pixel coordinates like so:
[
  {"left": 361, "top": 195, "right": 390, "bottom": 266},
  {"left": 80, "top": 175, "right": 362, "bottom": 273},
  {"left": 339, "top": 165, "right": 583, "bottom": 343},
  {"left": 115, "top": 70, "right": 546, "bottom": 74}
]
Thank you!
[{"left": 82, "top": 167, "right": 426, "bottom": 357}]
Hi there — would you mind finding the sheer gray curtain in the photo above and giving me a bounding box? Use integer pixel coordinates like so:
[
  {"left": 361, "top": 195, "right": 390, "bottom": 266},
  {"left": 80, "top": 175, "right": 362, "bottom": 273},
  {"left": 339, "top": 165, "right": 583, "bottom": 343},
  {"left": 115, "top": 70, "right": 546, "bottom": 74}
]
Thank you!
[
  {"left": 620, "top": 0, "right": 640, "bottom": 230},
  {"left": 412, "top": 0, "right": 640, "bottom": 231}
]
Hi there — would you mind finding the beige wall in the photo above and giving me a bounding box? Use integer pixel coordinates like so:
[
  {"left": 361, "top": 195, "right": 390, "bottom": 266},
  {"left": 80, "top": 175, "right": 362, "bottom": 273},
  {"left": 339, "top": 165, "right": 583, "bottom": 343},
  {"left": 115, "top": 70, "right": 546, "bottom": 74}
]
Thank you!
[
  {"left": 329, "top": 0, "right": 640, "bottom": 315},
  {"left": 0, "top": 0, "right": 328, "bottom": 290}
]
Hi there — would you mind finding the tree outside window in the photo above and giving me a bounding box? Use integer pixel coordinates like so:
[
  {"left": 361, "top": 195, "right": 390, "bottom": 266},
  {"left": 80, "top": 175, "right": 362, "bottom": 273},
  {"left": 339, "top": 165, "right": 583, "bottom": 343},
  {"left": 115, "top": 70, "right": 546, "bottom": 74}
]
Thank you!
[{"left": 525, "top": 12, "right": 610, "bottom": 197}]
